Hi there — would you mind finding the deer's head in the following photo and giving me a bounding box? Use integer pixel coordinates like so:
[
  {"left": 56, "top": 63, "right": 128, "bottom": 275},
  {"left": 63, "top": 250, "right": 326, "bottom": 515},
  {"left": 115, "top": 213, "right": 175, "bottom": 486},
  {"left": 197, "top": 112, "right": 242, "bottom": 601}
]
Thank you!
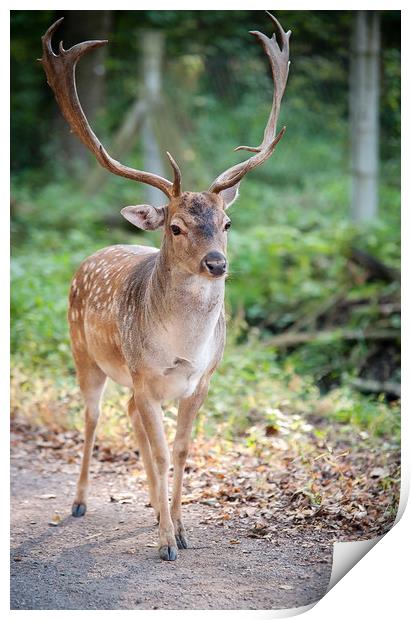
[
  {"left": 121, "top": 188, "right": 239, "bottom": 278},
  {"left": 40, "top": 13, "right": 290, "bottom": 280}
]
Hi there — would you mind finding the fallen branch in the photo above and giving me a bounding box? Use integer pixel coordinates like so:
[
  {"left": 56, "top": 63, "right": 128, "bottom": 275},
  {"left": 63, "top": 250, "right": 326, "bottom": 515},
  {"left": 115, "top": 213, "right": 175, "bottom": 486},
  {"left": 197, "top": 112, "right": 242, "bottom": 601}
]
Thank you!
[
  {"left": 265, "top": 328, "right": 399, "bottom": 348},
  {"left": 349, "top": 378, "right": 401, "bottom": 398},
  {"left": 283, "top": 289, "right": 348, "bottom": 334},
  {"left": 349, "top": 247, "right": 400, "bottom": 283}
]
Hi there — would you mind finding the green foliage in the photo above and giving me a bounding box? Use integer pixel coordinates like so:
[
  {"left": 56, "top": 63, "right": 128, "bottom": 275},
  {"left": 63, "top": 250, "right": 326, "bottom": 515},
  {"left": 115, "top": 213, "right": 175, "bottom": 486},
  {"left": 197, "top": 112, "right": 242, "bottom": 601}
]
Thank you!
[
  {"left": 211, "top": 333, "right": 400, "bottom": 441},
  {"left": 227, "top": 223, "right": 350, "bottom": 323}
]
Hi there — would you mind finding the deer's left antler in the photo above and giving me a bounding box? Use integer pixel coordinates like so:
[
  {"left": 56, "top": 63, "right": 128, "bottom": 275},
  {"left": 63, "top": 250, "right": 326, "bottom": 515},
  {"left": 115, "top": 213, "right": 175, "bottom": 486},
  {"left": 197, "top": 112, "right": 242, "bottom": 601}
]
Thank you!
[{"left": 209, "top": 12, "right": 291, "bottom": 194}]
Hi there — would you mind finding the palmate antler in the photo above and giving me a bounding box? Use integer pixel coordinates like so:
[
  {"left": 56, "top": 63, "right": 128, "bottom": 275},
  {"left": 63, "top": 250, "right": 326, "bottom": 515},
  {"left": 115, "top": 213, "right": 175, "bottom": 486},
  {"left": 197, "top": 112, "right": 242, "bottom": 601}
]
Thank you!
[
  {"left": 40, "top": 18, "right": 181, "bottom": 199},
  {"left": 209, "top": 12, "right": 291, "bottom": 194}
]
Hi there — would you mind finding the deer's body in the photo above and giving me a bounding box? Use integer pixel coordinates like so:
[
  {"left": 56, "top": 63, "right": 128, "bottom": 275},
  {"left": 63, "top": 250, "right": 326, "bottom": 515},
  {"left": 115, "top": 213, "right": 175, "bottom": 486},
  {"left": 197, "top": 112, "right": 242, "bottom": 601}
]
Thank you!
[
  {"left": 68, "top": 192, "right": 232, "bottom": 560},
  {"left": 69, "top": 241, "right": 225, "bottom": 399},
  {"left": 40, "top": 13, "right": 290, "bottom": 561}
]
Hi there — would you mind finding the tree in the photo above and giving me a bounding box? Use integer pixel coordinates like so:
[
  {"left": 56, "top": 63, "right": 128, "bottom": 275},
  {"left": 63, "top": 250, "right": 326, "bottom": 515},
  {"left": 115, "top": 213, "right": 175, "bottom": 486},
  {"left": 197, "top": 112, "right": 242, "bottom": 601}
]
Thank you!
[
  {"left": 350, "top": 10, "right": 381, "bottom": 222},
  {"left": 140, "top": 30, "right": 167, "bottom": 206}
]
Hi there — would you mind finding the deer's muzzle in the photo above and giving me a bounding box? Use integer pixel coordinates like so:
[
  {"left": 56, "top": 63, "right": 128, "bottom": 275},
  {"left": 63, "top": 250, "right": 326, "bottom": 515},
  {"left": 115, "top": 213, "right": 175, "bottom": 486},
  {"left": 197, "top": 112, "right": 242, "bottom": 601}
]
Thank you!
[{"left": 202, "top": 251, "right": 227, "bottom": 277}]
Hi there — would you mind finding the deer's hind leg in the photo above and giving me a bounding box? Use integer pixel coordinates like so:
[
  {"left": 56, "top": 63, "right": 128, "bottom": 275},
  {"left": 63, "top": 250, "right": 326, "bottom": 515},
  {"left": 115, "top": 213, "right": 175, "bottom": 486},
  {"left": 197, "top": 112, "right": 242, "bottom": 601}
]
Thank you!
[{"left": 72, "top": 355, "right": 107, "bottom": 517}]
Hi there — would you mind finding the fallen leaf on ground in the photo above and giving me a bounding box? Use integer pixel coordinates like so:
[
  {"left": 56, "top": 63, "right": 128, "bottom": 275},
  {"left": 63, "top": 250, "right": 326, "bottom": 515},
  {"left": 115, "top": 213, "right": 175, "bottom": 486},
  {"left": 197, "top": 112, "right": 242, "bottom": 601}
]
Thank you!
[
  {"left": 11, "top": 413, "right": 400, "bottom": 544},
  {"left": 48, "top": 513, "right": 62, "bottom": 526},
  {"left": 370, "top": 467, "right": 389, "bottom": 478},
  {"left": 110, "top": 493, "right": 134, "bottom": 504}
]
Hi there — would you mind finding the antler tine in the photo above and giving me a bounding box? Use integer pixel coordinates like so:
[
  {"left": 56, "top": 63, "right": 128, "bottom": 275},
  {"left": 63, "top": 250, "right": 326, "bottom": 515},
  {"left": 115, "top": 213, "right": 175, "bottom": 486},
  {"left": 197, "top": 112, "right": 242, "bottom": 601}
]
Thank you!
[
  {"left": 209, "top": 13, "right": 291, "bottom": 194},
  {"left": 40, "top": 18, "right": 180, "bottom": 199},
  {"left": 166, "top": 151, "right": 182, "bottom": 197},
  {"left": 42, "top": 17, "right": 64, "bottom": 55}
]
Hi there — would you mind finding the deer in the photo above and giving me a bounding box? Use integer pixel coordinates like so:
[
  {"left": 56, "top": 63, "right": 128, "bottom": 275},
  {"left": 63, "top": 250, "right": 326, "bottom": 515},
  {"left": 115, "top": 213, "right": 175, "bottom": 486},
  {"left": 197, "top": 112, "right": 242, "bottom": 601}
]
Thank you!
[{"left": 40, "top": 12, "right": 290, "bottom": 561}]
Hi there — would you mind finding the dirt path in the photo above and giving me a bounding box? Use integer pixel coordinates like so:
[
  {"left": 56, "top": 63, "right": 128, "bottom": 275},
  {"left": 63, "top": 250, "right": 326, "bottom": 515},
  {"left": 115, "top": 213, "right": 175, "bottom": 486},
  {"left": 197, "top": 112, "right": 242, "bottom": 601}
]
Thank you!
[{"left": 11, "top": 448, "right": 333, "bottom": 610}]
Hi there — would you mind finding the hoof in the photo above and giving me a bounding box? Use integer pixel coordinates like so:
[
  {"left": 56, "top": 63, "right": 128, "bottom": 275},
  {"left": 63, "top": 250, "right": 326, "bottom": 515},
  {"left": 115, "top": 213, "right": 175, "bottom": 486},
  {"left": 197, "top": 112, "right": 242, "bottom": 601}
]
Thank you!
[
  {"left": 175, "top": 533, "right": 188, "bottom": 549},
  {"left": 159, "top": 545, "right": 178, "bottom": 561},
  {"left": 72, "top": 502, "right": 87, "bottom": 517}
]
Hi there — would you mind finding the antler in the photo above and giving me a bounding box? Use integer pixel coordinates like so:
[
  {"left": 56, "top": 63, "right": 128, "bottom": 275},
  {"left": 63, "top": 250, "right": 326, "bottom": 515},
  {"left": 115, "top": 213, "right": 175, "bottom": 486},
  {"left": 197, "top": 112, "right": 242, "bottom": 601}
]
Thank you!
[
  {"left": 209, "top": 12, "right": 291, "bottom": 194},
  {"left": 40, "top": 18, "right": 181, "bottom": 199}
]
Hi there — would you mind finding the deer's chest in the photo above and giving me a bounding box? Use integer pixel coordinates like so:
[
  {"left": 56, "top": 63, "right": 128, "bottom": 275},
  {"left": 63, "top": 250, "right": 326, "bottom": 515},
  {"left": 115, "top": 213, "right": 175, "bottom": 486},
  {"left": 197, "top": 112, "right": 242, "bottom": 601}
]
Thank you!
[
  {"left": 147, "top": 334, "right": 217, "bottom": 401},
  {"left": 121, "top": 280, "right": 225, "bottom": 401}
]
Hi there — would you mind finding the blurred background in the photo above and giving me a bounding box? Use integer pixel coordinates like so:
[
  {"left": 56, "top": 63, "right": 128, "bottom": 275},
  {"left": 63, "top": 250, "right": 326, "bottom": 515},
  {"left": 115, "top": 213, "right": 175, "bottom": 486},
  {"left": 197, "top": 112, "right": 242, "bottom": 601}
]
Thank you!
[{"left": 11, "top": 10, "right": 400, "bottom": 445}]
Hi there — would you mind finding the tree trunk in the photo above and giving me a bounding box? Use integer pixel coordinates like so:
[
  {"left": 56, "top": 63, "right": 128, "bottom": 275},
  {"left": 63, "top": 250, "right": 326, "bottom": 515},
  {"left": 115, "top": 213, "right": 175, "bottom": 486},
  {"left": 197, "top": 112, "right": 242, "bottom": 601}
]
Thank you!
[
  {"left": 140, "top": 30, "right": 166, "bottom": 207},
  {"left": 350, "top": 10, "right": 380, "bottom": 222},
  {"left": 84, "top": 99, "right": 146, "bottom": 195},
  {"left": 85, "top": 29, "right": 167, "bottom": 199}
]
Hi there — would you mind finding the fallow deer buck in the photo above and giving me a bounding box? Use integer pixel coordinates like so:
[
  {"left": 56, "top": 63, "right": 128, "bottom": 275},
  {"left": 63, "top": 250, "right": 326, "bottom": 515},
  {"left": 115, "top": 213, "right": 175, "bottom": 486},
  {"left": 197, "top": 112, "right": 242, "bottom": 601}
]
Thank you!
[{"left": 40, "top": 12, "right": 290, "bottom": 561}]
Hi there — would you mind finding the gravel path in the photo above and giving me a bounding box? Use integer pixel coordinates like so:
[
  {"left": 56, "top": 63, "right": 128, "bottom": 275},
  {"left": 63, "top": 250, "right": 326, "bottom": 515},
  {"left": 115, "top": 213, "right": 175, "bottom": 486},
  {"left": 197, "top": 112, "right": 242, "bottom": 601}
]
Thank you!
[{"left": 11, "top": 449, "right": 333, "bottom": 610}]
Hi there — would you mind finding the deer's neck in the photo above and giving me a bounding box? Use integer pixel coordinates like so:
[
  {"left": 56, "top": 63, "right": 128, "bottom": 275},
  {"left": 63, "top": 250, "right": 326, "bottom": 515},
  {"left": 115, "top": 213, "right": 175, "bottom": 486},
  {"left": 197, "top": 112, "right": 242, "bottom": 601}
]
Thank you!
[
  {"left": 120, "top": 243, "right": 225, "bottom": 374},
  {"left": 149, "top": 244, "right": 225, "bottom": 330}
]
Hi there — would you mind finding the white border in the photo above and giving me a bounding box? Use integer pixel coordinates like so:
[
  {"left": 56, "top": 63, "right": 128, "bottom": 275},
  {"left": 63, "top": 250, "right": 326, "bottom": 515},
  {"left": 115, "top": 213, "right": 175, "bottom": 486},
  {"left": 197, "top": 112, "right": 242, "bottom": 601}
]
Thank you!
[{"left": 4, "top": 3, "right": 407, "bottom": 618}]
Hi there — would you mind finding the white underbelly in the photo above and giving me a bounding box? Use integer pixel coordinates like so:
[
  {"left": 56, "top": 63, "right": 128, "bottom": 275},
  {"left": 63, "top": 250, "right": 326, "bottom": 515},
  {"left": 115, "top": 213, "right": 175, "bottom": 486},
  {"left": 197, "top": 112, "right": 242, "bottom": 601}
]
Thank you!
[
  {"left": 96, "top": 359, "right": 133, "bottom": 388},
  {"left": 161, "top": 370, "right": 202, "bottom": 401}
]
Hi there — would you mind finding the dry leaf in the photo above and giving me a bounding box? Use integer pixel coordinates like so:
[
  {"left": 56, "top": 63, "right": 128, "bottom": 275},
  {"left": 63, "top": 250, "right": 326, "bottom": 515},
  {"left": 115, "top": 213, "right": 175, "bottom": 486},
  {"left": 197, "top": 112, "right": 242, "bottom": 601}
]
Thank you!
[
  {"left": 370, "top": 467, "right": 389, "bottom": 478},
  {"left": 353, "top": 510, "right": 367, "bottom": 521},
  {"left": 110, "top": 493, "right": 134, "bottom": 504},
  {"left": 48, "top": 513, "right": 62, "bottom": 526}
]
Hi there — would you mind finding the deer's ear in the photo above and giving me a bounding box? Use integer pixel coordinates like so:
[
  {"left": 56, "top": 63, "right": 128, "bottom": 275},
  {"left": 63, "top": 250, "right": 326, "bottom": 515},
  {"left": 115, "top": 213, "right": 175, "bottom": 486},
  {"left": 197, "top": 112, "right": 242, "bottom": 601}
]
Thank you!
[
  {"left": 121, "top": 205, "right": 165, "bottom": 230},
  {"left": 220, "top": 183, "right": 240, "bottom": 209}
]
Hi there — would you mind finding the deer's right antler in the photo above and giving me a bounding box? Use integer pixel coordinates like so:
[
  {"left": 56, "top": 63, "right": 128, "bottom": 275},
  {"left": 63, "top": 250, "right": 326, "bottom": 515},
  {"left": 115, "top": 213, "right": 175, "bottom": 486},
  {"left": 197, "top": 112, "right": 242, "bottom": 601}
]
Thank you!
[{"left": 40, "top": 18, "right": 181, "bottom": 199}]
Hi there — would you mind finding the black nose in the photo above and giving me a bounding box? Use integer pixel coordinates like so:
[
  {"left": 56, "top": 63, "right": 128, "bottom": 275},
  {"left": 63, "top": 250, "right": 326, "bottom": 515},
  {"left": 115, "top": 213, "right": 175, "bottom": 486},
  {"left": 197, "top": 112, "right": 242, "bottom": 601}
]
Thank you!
[{"left": 202, "top": 251, "right": 227, "bottom": 277}]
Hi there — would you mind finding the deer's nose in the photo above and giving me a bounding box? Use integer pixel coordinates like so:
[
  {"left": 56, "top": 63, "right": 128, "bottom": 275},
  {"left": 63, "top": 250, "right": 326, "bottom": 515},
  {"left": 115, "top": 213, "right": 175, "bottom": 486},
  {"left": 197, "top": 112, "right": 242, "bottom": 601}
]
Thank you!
[{"left": 202, "top": 251, "right": 227, "bottom": 277}]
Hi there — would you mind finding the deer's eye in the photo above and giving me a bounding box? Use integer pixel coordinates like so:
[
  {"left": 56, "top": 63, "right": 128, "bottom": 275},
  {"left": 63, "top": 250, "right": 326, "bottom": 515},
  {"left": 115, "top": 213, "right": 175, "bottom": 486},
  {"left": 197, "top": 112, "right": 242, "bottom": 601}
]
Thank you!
[
  {"left": 170, "top": 224, "right": 182, "bottom": 236},
  {"left": 224, "top": 221, "right": 231, "bottom": 231}
]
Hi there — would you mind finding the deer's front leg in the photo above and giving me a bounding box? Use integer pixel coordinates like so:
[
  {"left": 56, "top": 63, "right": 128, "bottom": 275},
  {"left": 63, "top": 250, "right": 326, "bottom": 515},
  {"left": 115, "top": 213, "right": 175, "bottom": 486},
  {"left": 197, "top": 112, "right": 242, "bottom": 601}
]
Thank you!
[
  {"left": 127, "top": 396, "right": 159, "bottom": 520},
  {"left": 133, "top": 390, "right": 177, "bottom": 561},
  {"left": 171, "top": 378, "right": 210, "bottom": 549}
]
